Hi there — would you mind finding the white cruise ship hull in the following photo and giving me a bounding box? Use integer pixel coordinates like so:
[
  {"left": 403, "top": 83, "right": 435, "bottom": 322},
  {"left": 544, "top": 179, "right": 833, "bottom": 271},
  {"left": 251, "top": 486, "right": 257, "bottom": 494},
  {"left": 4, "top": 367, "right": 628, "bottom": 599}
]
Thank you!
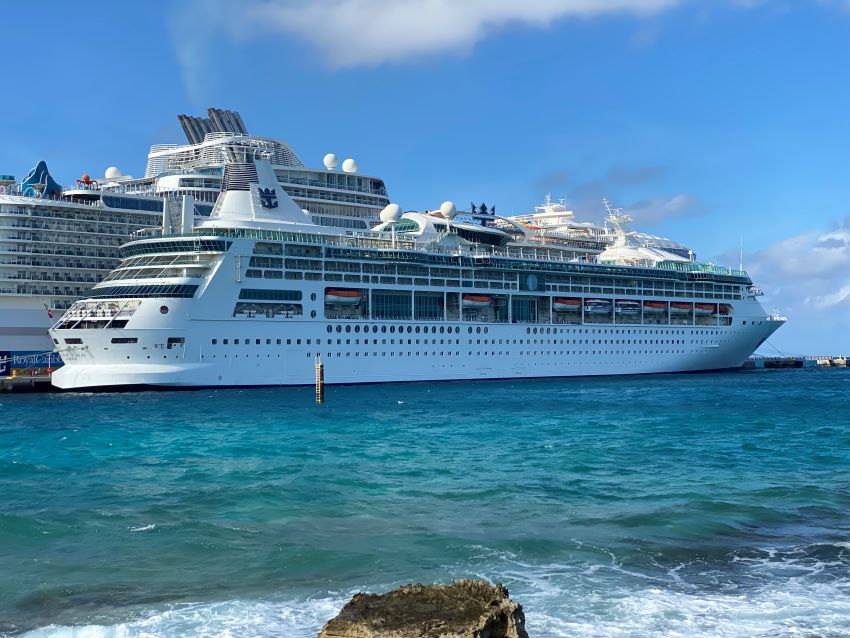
[{"left": 51, "top": 301, "right": 782, "bottom": 389}]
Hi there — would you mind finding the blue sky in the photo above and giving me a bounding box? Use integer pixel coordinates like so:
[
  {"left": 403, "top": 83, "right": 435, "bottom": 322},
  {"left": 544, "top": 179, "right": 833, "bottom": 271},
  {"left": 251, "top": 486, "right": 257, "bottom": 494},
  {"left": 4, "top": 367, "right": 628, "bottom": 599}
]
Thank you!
[{"left": 2, "top": 0, "right": 850, "bottom": 353}]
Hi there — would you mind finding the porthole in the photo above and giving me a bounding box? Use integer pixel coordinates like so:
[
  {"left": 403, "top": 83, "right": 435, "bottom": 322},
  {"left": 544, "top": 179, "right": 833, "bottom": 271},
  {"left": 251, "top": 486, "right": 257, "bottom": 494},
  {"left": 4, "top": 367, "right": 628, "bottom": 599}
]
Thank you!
[
  {"left": 390, "top": 326, "right": 396, "bottom": 333},
  {"left": 406, "top": 326, "right": 413, "bottom": 333},
  {"left": 381, "top": 325, "right": 387, "bottom": 333},
  {"left": 311, "top": 310, "right": 317, "bottom": 318},
  {"left": 415, "top": 326, "right": 421, "bottom": 334},
  {"left": 345, "top": 325, "right": 351, "bottom": 333},
  {"left": 439, "top": 326, "right": 445, "bottom": 334},
  {"left": 326, "top": 325, "right": 332, "bottom": 333},
  {"left": 476, "top": 327, "right": 481, "bottom": 334},
  {"left": 160, "top": 305, "right": 169, "bottom": 314},
  {"left": 336, "top": 325, "right": 342, "bottom": 333},
  {"left": 310, "top": 292, "right": 317, "bottom": 301},
  {"left": 355, "top": 325, "right": 361, "bottom": 333},
  {"left": 484, "top": 327, "right": 488, "bottom": 334},
  {"left": 468, "top": 327, "right": 473, "bottom": 334}
]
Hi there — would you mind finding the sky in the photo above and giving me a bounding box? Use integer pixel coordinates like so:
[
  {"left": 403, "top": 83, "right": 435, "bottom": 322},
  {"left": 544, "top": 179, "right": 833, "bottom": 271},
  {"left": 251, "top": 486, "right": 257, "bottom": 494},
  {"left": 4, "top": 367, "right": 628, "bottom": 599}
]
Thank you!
[{"left": 2, "top": 0, "right": 849, "bottom": 354}]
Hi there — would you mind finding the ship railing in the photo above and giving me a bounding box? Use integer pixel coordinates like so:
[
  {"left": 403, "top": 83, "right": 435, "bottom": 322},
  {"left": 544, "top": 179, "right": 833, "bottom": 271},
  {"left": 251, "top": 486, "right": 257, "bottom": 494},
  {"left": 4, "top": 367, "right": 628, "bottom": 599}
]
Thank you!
[{"left": 57, "top": 299, "right": 142, "bottom": 329}]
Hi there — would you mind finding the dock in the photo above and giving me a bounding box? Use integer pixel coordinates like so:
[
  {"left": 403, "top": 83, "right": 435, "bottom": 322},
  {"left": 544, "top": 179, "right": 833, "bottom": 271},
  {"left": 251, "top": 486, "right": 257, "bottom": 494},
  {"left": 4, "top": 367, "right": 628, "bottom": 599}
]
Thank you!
[{"left": 0, "top": 369, "right": 56, "bottom": 393}]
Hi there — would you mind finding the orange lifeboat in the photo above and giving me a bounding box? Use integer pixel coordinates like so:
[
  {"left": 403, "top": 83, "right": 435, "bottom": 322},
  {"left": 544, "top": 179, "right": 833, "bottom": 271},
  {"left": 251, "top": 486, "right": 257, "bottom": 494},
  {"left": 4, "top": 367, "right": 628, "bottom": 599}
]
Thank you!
[
  {"left": 718, "top": 304, "right": 733, "bottom": 315},
  {"left": 461, "top": 294, "right": 493, "bottom": 309},
  {"left": 643, "top": 301, "right": 667, "bottom": 314},
  {"left": 694, "top": 303, "right": 716, "bottom": 316},
  {"left": 325, "top": 288, "right": 362, "bottom": 305},
  {"left": 669, "top": 302, "right": 693, "bottom": 315},
  {"left": 553, "top": 297, "right": 581, "bottom": 312}
]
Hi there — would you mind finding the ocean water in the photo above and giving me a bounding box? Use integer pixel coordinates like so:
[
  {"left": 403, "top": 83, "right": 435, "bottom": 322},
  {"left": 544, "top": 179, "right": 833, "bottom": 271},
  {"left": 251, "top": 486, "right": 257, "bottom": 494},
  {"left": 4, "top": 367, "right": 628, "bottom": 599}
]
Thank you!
[{"left": 1, "top": 368, "right": 849, "bottom": 637}]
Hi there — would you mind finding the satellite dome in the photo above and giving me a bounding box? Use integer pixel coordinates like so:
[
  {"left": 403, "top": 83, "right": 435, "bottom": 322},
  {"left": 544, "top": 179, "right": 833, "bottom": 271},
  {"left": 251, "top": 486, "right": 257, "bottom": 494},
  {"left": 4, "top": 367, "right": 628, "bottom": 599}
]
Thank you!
[
  {"left": 323, "top": 153, "right": 338, "bottom": 170},
  {"left": 440, "top": 200, "right": 457, "bottom": 220},
  {"left": 342, "top": 158, "right": 358, "bottom": 173},
  {"left": 380, "top": 203, "right": 402, "bottom": 223}
]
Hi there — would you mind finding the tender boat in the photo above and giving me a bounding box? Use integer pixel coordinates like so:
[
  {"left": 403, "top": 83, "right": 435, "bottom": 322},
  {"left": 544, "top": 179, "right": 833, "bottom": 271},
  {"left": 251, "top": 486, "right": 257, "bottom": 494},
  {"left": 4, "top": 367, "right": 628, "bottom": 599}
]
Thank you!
[
  {"left": 669, "top": 302, "right": 693, "bottom": 315},
  {"left": 584, "top": 298, "right": 612, "bottom": 314},
  {"left": 615, "top": 300, "right": 641, "bottom": 315},
  {"left": 324, "top": 288, "right": 362, "bottom": 305},
  {"left": 461, "top": 294, "right": 493, "bottom": 309},
  {"left": 553, "top": 297, "right": 581, "bottom": 312},
  {"left": 643, "top": 301, "right": 667, "bottom": 314},
  {"left": 694, "top": 303, "right": 716, "bottom": 316}
]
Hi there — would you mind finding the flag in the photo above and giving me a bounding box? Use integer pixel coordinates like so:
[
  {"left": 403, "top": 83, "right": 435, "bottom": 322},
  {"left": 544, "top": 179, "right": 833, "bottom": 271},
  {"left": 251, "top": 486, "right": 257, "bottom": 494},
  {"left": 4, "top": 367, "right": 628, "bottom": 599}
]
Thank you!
[{"left": 44, "top": 304, "right": 54, "bottom": 319}]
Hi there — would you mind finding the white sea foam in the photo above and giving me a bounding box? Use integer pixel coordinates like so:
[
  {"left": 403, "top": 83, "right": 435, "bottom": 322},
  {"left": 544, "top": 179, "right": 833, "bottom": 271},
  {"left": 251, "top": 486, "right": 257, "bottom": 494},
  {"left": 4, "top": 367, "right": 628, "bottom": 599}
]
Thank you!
[
  {"left": 128, "top": 524, "right": 156, "bottom": 532},
  {"left": 20, "top": 594, "right": 349, "bottom": 638},
  {"left": 18, "top": 545, "right": 850, "bottom": 638},
  {"left": 19, "top": 577, "right": 850, "bottom": 638}
]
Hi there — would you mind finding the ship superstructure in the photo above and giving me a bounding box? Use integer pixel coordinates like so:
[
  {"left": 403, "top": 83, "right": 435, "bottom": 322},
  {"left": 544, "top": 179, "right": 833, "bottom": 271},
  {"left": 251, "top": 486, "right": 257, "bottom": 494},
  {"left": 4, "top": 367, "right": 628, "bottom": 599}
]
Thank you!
[
  {"left": 50, "top": 156, "right": 783, "bottom": 389},
  {"left": 508, "top": 194, "right": 694, "bottom": 260},
  {"left": 0, "top": 108, "right": 390, "bottom": 375}
]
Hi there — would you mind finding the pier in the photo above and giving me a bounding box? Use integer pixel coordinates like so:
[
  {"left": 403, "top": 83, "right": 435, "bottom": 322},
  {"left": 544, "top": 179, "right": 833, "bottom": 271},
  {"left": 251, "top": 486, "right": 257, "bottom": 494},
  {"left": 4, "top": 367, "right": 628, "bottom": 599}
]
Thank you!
[{"left": 0, "top": 370, "right": 55, "bottom": 392}]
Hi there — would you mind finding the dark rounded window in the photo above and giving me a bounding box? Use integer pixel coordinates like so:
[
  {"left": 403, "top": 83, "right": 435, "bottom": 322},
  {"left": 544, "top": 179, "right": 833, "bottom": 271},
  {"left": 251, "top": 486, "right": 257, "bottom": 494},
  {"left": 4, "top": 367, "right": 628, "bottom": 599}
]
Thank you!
[
  {"left": 407, "top": 326, "right": 412, "bottom": 333},
  {"left": 310, "top": 293, "right": 317, "bottom": 301},
  {"left": 390, "top": 326, "right": 396, "bottom": 333},
  {"left": 326, "top": 325, "right": 332, "bottom": 333},
  {"left": 484, "top": 327, "right": 488, "bottom": 334},
  {"left": 345, "top": 325, "right": 351, "bottom": 333},
  {"left": 311, "top": 310, "right": 316, "bottom": 318},
  {"left": 415, "top": 326, "right": 420, "bottom": 334},
  {"left": 372, "top": 325, "right": 377, "bottom": 333},
  {"left": 160, "top": 305, "right": 169, "bottom": 315},
  {"left": 382, "top": 326, "right": 387, "bottom": 333},
  {"left": 355, "top": 325, "right": 360, "bottom": 333},
  {"left": 439, "top": 326, "right": 445, "bottom": 334},
  {"left": 468, "top": 327, "right": 473, "bottom": 334},
  {"left": 526, "top": 328, "right": 531, "bottom": 334}
]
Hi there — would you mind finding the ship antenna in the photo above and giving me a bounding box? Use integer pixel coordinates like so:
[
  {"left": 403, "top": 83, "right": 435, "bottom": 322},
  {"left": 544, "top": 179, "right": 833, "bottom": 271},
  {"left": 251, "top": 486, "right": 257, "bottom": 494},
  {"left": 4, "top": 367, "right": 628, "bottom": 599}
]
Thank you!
[{"left": 739, "top": 234, "right": 744, "bottom": 272}]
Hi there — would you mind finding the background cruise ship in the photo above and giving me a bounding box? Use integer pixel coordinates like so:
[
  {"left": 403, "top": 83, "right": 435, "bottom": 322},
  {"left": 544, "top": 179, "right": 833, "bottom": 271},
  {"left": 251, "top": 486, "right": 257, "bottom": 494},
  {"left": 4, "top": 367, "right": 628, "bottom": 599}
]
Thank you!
[
  {"left": 49, "top": 155, "right": 784, "bottom": 390},
  {"left": 0, "top": 108, "right": 390, "bottom": 376}
]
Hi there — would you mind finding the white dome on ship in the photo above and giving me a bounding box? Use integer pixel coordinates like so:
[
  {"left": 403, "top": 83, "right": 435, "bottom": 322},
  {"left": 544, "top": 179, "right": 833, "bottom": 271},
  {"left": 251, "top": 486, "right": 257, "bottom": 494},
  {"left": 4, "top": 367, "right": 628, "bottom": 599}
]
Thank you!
[
  {"left": 104, "top": 166, "right": 122, "bottom": 179},
  {"left": 439, "top": 201, "right": 457, "bottom": 220},
  {"left": 323, "top": 153, "right": 338, "bottom": 170},
  {"left": 380, "top": 203, "right": 402, "bottom": 223},
  {"left": 342, "top": 158, "right": 358, "bottom": 173}
]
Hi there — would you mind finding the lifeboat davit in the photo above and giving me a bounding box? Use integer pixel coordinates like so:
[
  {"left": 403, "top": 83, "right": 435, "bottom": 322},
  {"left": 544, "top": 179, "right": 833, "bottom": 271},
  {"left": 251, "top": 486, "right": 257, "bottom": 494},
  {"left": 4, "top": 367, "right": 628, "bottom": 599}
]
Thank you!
[
  {"left": 615, "top": 300, "right": 641, "bottom": 315},
  {"left": 462, "top": 294, "right": 493, "bottom": 309},
  {"left": 584, "top": 298, "right": 612, "bottom": 314},
  {"left": 553, "top": 297, "right": 581, "bottom": 312},
  {"left": 325, "top": 288, "right": 362, "bottom": 305},
  {"left": 694, "top": 303, "right": 716, "bottom": 316},
  {"left": 669, "top": 302, "right": 693, "bottom": 315},
  {"left": 643, "top": 301, "right": 667, "bottom": 314}
]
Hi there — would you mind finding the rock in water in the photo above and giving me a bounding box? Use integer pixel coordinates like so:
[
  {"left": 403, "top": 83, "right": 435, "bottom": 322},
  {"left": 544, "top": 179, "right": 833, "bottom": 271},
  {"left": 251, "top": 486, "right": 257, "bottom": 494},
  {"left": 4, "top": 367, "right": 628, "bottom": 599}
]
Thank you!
[{"left": 317, "top": 579, "right": 529, "bottom": 638}]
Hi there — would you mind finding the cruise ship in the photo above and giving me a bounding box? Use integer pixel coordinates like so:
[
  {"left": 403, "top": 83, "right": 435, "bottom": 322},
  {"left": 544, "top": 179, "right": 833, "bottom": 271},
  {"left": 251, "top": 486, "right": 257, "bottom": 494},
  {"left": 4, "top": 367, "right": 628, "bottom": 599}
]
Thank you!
[
  {"left": 0, "top": 108, "right": 389, "bottom": 376},
  {"left": 49, "top": 154, "right": 784, "bottom": 389}
]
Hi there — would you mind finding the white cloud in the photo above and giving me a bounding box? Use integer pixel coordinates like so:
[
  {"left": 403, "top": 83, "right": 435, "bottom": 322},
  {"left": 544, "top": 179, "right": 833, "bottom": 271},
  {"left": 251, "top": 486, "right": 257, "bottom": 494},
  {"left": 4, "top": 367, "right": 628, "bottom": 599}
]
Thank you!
[
  {"left": 731, "top": 223, "right": 850, "bottom": 353},
  {"left": 192, "top": 0, "right": 681, "bottom": 69}
]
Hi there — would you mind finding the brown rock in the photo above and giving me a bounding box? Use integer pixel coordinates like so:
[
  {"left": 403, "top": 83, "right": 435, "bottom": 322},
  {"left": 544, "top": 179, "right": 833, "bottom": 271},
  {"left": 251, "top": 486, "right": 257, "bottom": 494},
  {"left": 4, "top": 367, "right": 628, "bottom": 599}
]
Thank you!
[{"left": 317, "top": 579, "right": 529, "bottom": 638}]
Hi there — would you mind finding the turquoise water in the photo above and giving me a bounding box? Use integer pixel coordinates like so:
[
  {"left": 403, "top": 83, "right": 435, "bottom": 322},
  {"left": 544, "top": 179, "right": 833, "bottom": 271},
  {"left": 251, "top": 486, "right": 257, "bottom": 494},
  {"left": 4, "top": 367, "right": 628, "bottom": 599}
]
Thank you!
[{"left": 2, "top": 369, "right": 850, "bottom": 637}]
